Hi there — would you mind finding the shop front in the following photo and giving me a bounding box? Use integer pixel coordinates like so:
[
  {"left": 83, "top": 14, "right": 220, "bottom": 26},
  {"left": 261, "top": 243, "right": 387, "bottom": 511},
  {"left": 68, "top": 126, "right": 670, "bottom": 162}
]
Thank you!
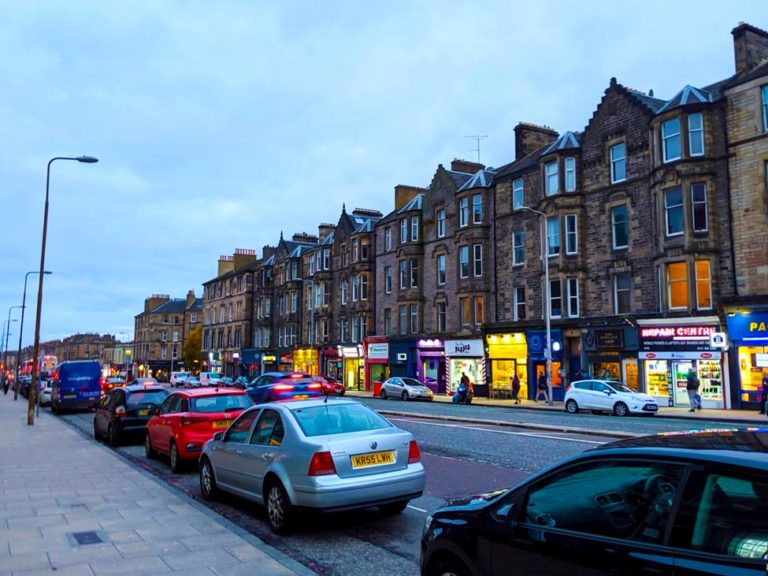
[
  {"left": 240, "top": 349, "right": 261, "bottom": 379},
  {"left": 486, "top": 332, "right": 528, "bottom": 398},
  {"left": 363, "top": 337, "right": 390, "bottom": 392},
  {"left": 292, "top": 346, "right": 319, "bottom": 376},
  {"left": 526, "top": 329, "right": 564, "bottom": 401},
  {"left": 638, "top": 319, "right": 724, "bottom": 409},
  {"left": 388, "top": 339, "right": 417, "bottom": 379},
  {"left": 416, "top": 338, "right": 445, "bottom": 394},
  {"left": 277, "top": 351, "right": 293, "bottom": 372},
  {"left": 320, "top": 346, "right": 342, "bottom": 381},
  {"left": 725, "top": 310, "right": 768, "bottom": 410},
  {"left": 445, "top": 339, "right": 486, "bottom": 397},
  {"left": 340, "top": 345, "right": 365, "bottom": 390},
  {"left": 583, "top": 326, "right": 639, "bottom": 390},
  {"left": 261, "top": 351, "right": 277, "bottom": 373}
]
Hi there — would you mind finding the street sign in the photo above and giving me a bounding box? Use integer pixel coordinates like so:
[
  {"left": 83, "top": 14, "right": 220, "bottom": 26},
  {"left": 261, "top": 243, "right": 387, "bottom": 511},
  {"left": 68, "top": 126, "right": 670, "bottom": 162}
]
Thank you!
[{"left": 709, "top": 332, "right": 727, "bottom": 349}]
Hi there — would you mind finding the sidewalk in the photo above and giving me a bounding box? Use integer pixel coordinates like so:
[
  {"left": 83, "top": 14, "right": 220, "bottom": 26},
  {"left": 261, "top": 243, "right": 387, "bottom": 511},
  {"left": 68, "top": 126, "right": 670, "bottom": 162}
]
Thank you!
[
  {"left": 347, "top": 390, "right": 768, "bottom": 425},
  {"left": 0, "top": 396, "right": 314, "bottom": 576}
]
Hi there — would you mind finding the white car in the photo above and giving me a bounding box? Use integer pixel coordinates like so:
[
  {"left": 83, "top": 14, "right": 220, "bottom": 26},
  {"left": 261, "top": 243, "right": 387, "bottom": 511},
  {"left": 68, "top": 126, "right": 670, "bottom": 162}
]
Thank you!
[
  {"left": 564, "top": 379, "right": 658, "bottom": 416},
  {"left": 380, "top": 377, "right": 434, "bottom": 401},
  {"left": 39, "top": 380, "right": 53, "bottom": 406},
  {"left": 199, "top": 372, "right": 224, "bottom": 387},
  {"left": 170, "top": 371, "right": 190, "bottom": 387}
]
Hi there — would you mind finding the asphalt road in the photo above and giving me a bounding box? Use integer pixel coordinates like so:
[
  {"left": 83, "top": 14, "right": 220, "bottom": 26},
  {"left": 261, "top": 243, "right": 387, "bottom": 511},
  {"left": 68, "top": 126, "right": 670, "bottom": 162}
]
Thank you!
[{"left": 56, "top": 406, "right": 611, "bottom": 576}]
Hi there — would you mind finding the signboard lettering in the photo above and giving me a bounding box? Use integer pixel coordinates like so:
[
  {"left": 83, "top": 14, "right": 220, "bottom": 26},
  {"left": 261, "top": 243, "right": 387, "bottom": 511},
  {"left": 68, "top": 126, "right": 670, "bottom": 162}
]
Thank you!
[
  {"left": 445, "top": 339, "right": 483, "bottom": 357},
  {"left": 640, "top": 325, "right": 719, "bottom": 352}
]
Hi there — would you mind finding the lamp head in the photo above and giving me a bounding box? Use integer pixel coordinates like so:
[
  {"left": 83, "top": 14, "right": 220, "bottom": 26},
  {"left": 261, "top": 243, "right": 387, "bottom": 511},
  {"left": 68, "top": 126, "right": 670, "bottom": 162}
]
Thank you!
[
  {"left": 76, "top": 156, "right": 99, "bottom": 164},
  {"left": 43, "top": 271, "right": 52, "bottom": 275}
]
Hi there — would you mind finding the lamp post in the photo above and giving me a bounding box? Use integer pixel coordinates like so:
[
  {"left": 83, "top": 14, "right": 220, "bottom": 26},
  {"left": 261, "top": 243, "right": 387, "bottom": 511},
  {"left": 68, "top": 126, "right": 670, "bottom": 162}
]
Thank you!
[
  {"left": 521, "top": 206, "right": 554, "bottom": 406},
  {"left": 15, "top": 271, "right": 52, "bottom": 400},
  {"left": 29, "top": 155, "right": 98, "bottom": 425},
  {"left": 4, "top": 307, "right": 22, "bottom": 373}
]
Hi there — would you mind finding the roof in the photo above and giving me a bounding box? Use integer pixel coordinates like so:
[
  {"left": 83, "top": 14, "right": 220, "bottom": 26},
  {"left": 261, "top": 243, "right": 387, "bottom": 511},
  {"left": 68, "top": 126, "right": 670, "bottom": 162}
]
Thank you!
[
  {"left": 170, "top": 388, "right": 248, "bottom": 397},
  {"left": 457, "top": 168, "right": 497, "bottom": 192},
  {"left": 151, "top": 299, "right": 188, "bottom": 314},
  {"left": 624, "top": 88, "right": 667, "bottom": 114},
  {"left": 289, "top": 244, "right": 314, "bottom": 258},
  {"left": 397, "top": 193, "right": 424, "bottom": 214},
  {"left": 657, "top": 84, "right": 717, "bottom": 113},
  {"left": 542, "top": 131, "right": 581, "bottom": 155},
  {"left": 724, "top": 59, "right": 768, "bottom": 88},
  {"left": 447, "top": 169, "right": 473, "bottom": 189},
  {"left": 494, "top": 144, "right": 550, "bottom": 180},
  {"left": 124, "top": 384, "right": 167, "bottom": 393}
]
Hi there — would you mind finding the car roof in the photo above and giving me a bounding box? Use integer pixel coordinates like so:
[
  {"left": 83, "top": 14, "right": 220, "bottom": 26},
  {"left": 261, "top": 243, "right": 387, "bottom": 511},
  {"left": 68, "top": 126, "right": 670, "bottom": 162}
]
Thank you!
[
  {"left": 171, "top": 387, "right": 247, "bottom": 397},
  {"left": 123, "top": 384, "right": 167, "bottom": 393}
]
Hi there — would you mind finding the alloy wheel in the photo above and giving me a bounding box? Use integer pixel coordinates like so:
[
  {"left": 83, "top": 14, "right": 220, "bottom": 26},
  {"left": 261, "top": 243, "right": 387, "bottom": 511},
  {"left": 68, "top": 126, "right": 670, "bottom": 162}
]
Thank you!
[
  {"left": 614, "top": 402, "right": 629, "bottom": 417},
  {"left": 144, "top": 434, "right": 155, "bottom": 458},
  {"left": 565, "top": 399, "right": 578, "bottom": 414},
  {"left": 170, "top": 442, "right": 181, "bottom": 472},
  {"left": 200, "top": 459, "right": 217, "bottom": 500}
]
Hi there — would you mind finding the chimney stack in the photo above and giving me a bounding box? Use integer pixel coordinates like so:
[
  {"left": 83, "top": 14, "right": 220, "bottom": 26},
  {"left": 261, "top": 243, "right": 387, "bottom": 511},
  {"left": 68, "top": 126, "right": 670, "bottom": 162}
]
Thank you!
[
  {"left": 450, "top": 159, "right": 485, "bottom": 174},
  {"left": 233, "top": 248, "right": 257, "bottom": 271},
  {"left": 217, "top": 255, "right": 234, "bottom": 277},
  {"left": 186, "top": 290, "right": 196, "bottom": 308},
  {"left": 318, "top": 223, "right": 335, "bottom": 240},
  {"left": 514, "top": 122, "right": 559, "bottom": 160},
  {"left": 394, "top": 184, "right": 426, "bottom": 211},
  {"left": 732, "top": 22, "right": 768, "bottom": 76}
]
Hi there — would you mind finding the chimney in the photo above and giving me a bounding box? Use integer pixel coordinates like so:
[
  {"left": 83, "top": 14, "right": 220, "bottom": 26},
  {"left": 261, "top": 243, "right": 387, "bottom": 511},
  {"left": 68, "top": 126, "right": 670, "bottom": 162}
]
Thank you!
[
  {"left": 450, "top": 159, "right": 485, "bottom": 174},
  {"left": 291, "top": 232, "right": 318, "bottom": 244},
  {"left": 262, "top": 245, "right": 276, "bottom": 260},
  {"left": 732, "top": 22, "right": 768, "bottom": 76},
  {"left": 318, "top": 223, "right": 335, "bottom": 240},
  {"left": 394, "top": 184, "right": 425, "bottom": 211},
  {"left": 233, "top": 248, "right": 257, "bottom": 271},
  {"left": 514, "top": 122, "right": 559, "bottom": 160},
  {"left": 144, "top": 294, "right": 170, "bottom": 313},
  {"left": 186, "top": 290, "right": 196, "bottom": 308},
  {"left": 217, "top": 255, "right": 234, "bottom": 276}
]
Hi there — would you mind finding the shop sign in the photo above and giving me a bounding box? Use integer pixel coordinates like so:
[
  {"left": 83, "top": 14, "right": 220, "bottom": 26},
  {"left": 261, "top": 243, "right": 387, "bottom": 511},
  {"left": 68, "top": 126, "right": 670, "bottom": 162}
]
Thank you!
[
  {"left": 725, "top": 312, "right": 768, "bottom": 343},
  {"left": 396, "top": 353, "right": 408, "bottom": 362},
  {"left": 418, "top": 339, "right": 443, "bottom": 348},
  {"left": 639, "top": 351, "right": 722, "bottom": 360},
  {"left": 445, "top": 339, "right": 483, "bottom": 357},
  {"left": 263, "top": 355, "right": 276, "bottom": 362},
  {"left": 756, "top": 353, "right": 768, "bottom": 368},
  {"left": 595, "top": 329, "right": 623, "bottom": 349},
  {"left": 709, "top": 332, "right": 727, "bottom": 348},
  {"left": 340, "top": 346, "right": 361, "bottom": 358},
  {"left": 367, "top": 343, "right": 389, "bottom": 360},
  {"left": 640, "top": 325, "right": 717, "bottom": 351},
  {"left": 279, "top": 353, "right": 292, "bottom": 364}
]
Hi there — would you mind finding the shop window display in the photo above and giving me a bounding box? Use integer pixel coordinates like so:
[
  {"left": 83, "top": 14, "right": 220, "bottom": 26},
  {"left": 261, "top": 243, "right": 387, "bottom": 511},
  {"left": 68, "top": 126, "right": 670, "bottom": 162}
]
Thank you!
[
  {"left": 449, "top": 358, "right": 483, "bottom": 393},
  {"left": 738, "top": 346, "right": 768, "bottom": 402}
]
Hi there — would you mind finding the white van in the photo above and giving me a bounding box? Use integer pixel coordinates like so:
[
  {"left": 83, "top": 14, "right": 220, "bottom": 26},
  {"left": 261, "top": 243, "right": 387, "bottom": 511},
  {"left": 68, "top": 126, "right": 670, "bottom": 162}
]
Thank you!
[
  {"left": 170, "top": 371, "right": 190, "bottom": 387},
  {"left": 199, "top": 372, "right": 224, "bottom": 387}
]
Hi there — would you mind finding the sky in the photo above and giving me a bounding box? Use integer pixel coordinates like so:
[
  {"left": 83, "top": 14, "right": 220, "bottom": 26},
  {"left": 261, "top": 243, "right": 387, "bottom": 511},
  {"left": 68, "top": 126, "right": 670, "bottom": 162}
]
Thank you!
[{"left": 1, "top": 0, "right": 765, "bottom": 348}]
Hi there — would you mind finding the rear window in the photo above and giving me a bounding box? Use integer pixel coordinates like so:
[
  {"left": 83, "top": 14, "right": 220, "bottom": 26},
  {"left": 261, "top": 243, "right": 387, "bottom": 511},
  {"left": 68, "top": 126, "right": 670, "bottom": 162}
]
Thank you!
[
  {"left": 402, "top": 378, "right": 423, "bottom": 387},
  {"left": 574, "top": 382, "right": 592, "bottom": 390},
  {"left": 191, "top": 394, "right": 253, "bottom": 413},
  {"left": 290, "top": 403, "right": 391, "bottom": 437},
  {"left": 127, "top": 390, "right": 168, "bottom": 407}
]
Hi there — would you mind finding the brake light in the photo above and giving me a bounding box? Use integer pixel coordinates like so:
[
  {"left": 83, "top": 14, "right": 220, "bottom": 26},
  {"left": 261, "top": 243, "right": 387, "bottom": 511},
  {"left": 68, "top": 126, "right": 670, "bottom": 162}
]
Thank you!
[
  {"left": 273, "top": 384, "right": 294, "bottom": 392},
  {"left": 115, "top": 406, "right": 126, "bottom": 418},
  {"left": 289, "top": 373, "right": 304, "bottom": 379},
  {"left": 181, "top": 414, "right": 209, "bottom": 426},
  {"left": 308, "top": 383, "right": 322, "bottom": 390},
  {"left": 565, "top": 384, "right": 571, "bottom": 392},
  {"left": 408, "top": 440, "right": 421, "bottom": 464},
  {"left": 308, "top": 451, "right": 337, "bottom": 476}
]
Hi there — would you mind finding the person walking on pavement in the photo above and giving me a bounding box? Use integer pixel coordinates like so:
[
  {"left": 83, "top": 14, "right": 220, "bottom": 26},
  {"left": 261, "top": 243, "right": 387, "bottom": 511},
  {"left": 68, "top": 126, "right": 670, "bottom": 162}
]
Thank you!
[
  {"left": 535, "top": 372, "right": 549, "bottom": 403},
  {"left": 511, "top": 373, "right": 521, "bottom": 404},
  {"left": 686, "top": 367, "right": 701, "bottom": 412},
  {"left": 759, "top": 371, "right": 768, "bottom": 415}
]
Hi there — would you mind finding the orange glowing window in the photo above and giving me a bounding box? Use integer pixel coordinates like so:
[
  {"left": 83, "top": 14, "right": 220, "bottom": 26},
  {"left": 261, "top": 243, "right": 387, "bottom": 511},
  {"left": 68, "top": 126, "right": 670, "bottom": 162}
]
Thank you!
[
  {"left": 695, "top": 260, "right": 712, "bottom": 310},
  {"left": 667, "top": 261, "right": 688, "bottom": 309}
]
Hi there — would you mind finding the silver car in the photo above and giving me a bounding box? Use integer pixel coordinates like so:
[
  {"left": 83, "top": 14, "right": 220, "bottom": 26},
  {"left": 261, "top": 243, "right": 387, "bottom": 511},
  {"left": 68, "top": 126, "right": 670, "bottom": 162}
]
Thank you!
[
  {"left": 380, "top": 377, "right": 434, "bottom": 401},
  {"left": 199, "top": 398, "right": 426, "bottom": 533}
]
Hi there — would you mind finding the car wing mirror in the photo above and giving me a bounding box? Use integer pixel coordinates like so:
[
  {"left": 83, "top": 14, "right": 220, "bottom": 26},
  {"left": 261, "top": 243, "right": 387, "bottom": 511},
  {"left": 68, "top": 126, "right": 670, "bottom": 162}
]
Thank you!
[{"left": 213, "top": 431, "right": 224, "bottom": 441}]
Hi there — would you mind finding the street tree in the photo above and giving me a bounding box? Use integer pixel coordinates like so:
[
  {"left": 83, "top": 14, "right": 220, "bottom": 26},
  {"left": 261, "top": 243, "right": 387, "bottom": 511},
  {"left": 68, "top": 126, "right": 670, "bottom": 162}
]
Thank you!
[{"left": 182, "top": 326, "right": 202, "bottom": 372}]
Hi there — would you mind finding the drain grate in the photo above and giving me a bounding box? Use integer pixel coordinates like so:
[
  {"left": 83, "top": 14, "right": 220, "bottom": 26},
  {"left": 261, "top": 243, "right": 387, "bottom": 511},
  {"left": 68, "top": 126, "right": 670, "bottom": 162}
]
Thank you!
[{"left": 71, "top": 531, "right": 103, "bottom": 545}]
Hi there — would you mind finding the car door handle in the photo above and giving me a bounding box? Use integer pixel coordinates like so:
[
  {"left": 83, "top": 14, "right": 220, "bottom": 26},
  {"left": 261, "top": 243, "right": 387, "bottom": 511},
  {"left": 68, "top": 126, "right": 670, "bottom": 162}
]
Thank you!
[
  {"left": 236, "top": 449, "right": 244, "bottom": 456},
  {"left": 261, "top": 453, "right": 271, "bottom": 462}
]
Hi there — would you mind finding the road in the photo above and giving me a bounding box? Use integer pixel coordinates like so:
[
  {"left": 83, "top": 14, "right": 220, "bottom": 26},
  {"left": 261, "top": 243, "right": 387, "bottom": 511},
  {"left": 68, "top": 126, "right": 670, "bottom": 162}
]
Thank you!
[{"left": 56, "top": 398, "right": 725, "bottom": 576}]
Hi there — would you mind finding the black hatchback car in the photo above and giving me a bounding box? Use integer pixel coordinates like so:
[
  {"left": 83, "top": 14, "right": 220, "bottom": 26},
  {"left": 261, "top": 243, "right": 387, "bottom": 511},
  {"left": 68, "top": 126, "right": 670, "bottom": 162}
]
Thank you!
[
  {"left": 421, "top": 428, "right": 768, "bottom": 576},
  {"left": 94, "top": 384, "right": 169, "bottom": 446}
]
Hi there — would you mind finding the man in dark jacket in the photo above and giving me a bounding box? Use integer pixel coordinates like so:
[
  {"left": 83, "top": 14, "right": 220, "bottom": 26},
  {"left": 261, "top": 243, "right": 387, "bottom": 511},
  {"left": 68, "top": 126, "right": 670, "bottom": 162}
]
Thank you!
[
  {"left": 759, "top": 371, "right": 768, "bottom": 415},
  {"left": 686, "top": 368, "right": 700, "bottom": 412}
]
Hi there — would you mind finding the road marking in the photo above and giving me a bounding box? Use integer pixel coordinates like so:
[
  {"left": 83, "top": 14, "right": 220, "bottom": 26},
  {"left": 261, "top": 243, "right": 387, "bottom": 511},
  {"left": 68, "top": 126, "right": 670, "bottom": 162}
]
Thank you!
[
  {"left": 389, "top": 417, "right": 606, "bottom": 445},
  {"left": 407, "top": 504, "right": 428, "bottom": 513}
]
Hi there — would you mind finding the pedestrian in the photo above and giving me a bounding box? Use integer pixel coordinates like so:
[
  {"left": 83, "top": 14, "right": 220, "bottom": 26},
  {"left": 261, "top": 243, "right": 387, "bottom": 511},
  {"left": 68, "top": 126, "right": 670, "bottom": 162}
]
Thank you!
[
  {"left": 535, "top": 372, "right": 548, "bottom": 402},
  {"left": 686, "top": 367, "right": 701, "bottom": 412},
  {"left": 759, "top": 371, "right": 768, "bottom": 415},
  {"left": 511, "top": 373, "right": 521, "bottom": 404}
]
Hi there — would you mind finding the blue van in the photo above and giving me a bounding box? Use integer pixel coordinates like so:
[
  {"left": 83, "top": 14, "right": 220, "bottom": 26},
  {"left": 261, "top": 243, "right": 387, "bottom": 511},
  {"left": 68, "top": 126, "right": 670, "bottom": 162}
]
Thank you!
[{"left": 51, "top": 360, "right": 101, "bottom": 414}]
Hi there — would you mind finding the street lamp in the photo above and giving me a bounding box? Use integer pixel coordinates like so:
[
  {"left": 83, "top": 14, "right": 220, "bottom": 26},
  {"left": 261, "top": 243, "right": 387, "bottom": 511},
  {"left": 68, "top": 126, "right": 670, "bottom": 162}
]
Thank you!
[
  {"left": 520, "top": 206, "right": 554, "bottom": 406},
  {"left": 4, "top": 306, "right": 22, "bottom": 374},
  {"left": 29, "top": 155, "right": 98, "bottom": 425},
  {"left": 15, "top": 270, "right": 52, "bottom": 400}
]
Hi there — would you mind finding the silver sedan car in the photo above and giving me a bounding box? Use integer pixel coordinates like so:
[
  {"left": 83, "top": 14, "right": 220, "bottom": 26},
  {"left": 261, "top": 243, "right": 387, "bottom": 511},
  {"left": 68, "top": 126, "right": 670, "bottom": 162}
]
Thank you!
[
  {"left": 199, "top": 398, "right": 426, "bottom": 534},
  {"left": 380, "top": 377, "right": 434, "bottom": 401}
]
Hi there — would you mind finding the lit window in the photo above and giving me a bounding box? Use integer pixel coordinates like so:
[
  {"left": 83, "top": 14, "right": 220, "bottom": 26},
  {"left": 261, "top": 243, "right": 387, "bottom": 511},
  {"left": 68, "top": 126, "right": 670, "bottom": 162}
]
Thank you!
[
  {"left": 474, "top": 296, "right": 484, "bottom": 326},
  {"left": 691, "top": 183, "right": 708, "bottom": 233},
  {"left": 473, "top": 244, "right": 483, "bottom": 277},
  {"left": 512, "top": 230, "right": 525, "bottom": 266},
  {"left": 437, "top": 254, "right": 446, "bottom": 285},
  {"left": 695, "top": 260, "right": 711, "bottom": 310},
  {"left": 567, "top": 278, "right": 579, "bottom": 317},
  {"left": 546, "top": 217, "right": 560, "bottom": 257},
  {"left": 549, "top": 279, "right": 562, "bottom": 318},
  {"left": 472, "top": 194, "right": 483, "bottom": 223},
  {"left": 614, "top": 273, "right": 631, "bottom": 314},
  {"left": 565, "top": 214, "right": 578, "bottom": 255},
  {"left": 612, "top": 205, "right": 629, "bottom": 249},
  {"left": 688, "top": 113, "right": 704, "bottom": 156},
  {"left": 460, "top": 297, "right": 470, "bottom": 328},
  {"left": 565, "top": 157, "right": 576, "bottom": 192},
  {"left": 610, "top": 143, "right": 626, "bottom": 183},
  {"left": 664, "top": 187, "right": 684, "bottom": 236},
  {"left": 662, "top": 117, "right": 681, "bottom": 162},
  {"left": 667, "top": 261, "right": 688, "bottom": 309},
  {"left": 545, "top": 161, "right": 559, "bottom": 196},
  {"left": 459, "top": 246, "right": 469, "bottom": 278},
  {"left": 437, "top": 209, "right": 446, "bottom": 237},
  {"left": 459, "top": 197, "right": 469, "bottom": 227},
  {"left": 513, "top": 178, "right": 524, "bottom": 209}
]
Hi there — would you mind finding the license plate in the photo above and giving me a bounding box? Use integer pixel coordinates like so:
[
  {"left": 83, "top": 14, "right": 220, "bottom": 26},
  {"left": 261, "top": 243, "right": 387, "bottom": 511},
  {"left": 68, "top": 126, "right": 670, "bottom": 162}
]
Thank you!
[
  {"left": 351, "top": 450, "right": 395, "bottom": 469},
  {"left": 294, "top": 394, "right": 309, "bottom": 400},
  {"left": 139, "top": 409, "right": 148, "bottom": 416},
  {"left": 646, "top": 405, "right": 658, "bottom": 411},
  {"left": 212, "top": 420, "right": 232, "bottom": 429},
  {"left": 63, "top": 394, "right": 76, "bottom": 399}
]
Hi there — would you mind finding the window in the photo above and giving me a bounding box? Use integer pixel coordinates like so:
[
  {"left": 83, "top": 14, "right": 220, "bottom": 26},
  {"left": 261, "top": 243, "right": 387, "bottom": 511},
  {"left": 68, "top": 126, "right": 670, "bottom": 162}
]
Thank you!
[
  {"left": 545, "top": 161, "right": 559, "bottom": 196},
  {"left": 614, "top": 273, "right": 631, "bottom": 314},
  {"left": 224, "top": 411, "right": 258, "bottom": 444},
  {"left": 410, "top": 258, "right": 419, "bottom": 288},
  {"left": 691, "top": 183, "right": 708, "bottom": 233},
  {"left": 361, "top": 240, "right": 369, "bottom": 260},
  {"left": 162, "top": 330, "right": 167, "bottom": 342},
  {"left": 190, "top": 313, "right": 197, "bottom": 323},
  {"left": 383, "top": 308, "right": 392, "bottom": 335},
  {"left": 161, "top": 347, "right": 167, "bottom": 359},
  {"left": 360, "top": 274, "right": 368, "bottom": 301},
  {"left": 437, "top": 209, "right": 446, "bottom": 237},
  {"left": 341, "top": 280, "right": 348, "bottom": 304},
  {"left": 400, "top": 219, "right": 408, "bottom": 243},
  {"left": 459, "top": 246, "right": 469, "bottom": 278},
  {"left": 399, "top": 259, "right": 407, "bottom": 289},
  {"left": 512, "top": 178, "right": 524, "bottom": 209},
  {"left": 546, "top": 217, "right": 560, "bottom": 257},
  {"left": 339, "top": 319, "right": 347, "bottom": 342},
  {"left": 695, "top": 260, "right": 712, "bottom": 310},
  {"left": 667, "top": 261, "right": 689, "bottom": 309},
  {"left": 474, "top": 296, "right": 484, "bottom": 326},
  {"left": 323, "top": 249, "right": 330, "bottom": 269},
  {"left": 410, "top": 304, "right": 419, "bottom": 333},
  {"left": 564, "top": 157, "right": 576, "bottom": 192},
  {"left": 351, "top": 318, "right": 358, "bottom": 342},
  {"left": 763, "top": 85, "right": 768, "bottom": 131},
  {"left": 612, "top": 205, "right": 629, "bottom": 249},
  {"left": 513, "top": 230, "right": 525, "bottom": 266},
  {"left": 610, "top": 142, "right": 626, "bottom": 183},
  {"left": 385, "top": 227, "right": 392, "bottom": 250},
  {"left": 662, "top": 117, "right": 681, "bottom": 162},
  {"left": 566, "top": 278, "right": 579, "bottom": 317},
  {"left": 473, "top": 244, "right": 483, "bottom": 276},
  {"left": 664, "top": 187, "right": 684, "bottom": 236},
  {"left": 688, "top": 113, "right": 704, "bottom": 156},
  {"left": 513, "top": 287, "right": 526, "bottom": 321},
  {"left": 437, "top": 254, "right": 446, "bottom": 285},
  {"left": 459, "top": 297, "right": 470, "bottom": 328},
  {"left": 472, "top": 194, "right": 483, "bottom": 223},
  {"left": 384, "top": 266, "right": 392, "bottom": 293},
  {"left": 399, "top": 305, "right": 407, "bottom": 335},
  {"left": 549, "top": 279, "right": 562, "bottom": 318},
  {"left": 411, "top": 216, "right": 419, "bottom": 241},
  {"left": 352, "top": 276, "right": 359, "bottom": 302},
  {"left": 565, "top": 214, "right": 578, "bottom": 255},
  {"left": 459, "top": 197, "right": 469, "bottom": 227},
  {"left": 437, "top": 302, "right": 446, "bottom": 332}
]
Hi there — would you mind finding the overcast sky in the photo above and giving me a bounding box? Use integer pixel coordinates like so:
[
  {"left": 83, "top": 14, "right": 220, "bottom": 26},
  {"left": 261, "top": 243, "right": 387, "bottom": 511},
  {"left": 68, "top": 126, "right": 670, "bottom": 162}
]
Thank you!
[{"left": 1, "top": 0, "right": 765, "bottom": 347}]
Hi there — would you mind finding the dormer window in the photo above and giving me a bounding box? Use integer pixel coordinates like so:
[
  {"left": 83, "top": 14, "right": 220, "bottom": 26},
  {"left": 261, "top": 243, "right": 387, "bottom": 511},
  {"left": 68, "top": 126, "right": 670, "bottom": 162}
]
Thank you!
[
  {"left": 662, "top": 118, "right": 681, "bottom": 162},
  {"left": 564, "top": 157, "right": 576, "bottom": 192},
  {"left": 688, "top": 113, "right": 704, "bottom": 156},
  {"left": 610, "top": 143, "right": 626, "bottom": 183},
  {"left": 545, "top": 161, "right": 559, "bottom": 196}
]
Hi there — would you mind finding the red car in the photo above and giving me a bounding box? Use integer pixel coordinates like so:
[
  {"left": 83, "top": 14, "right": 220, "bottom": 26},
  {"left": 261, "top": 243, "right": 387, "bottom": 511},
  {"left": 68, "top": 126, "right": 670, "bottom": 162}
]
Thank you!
[
  {"left": 320, "top": 376, "right": 345, "bottom": 396},
  {"left": 144, "top": 388, "right": 253, "bottom": 472}
]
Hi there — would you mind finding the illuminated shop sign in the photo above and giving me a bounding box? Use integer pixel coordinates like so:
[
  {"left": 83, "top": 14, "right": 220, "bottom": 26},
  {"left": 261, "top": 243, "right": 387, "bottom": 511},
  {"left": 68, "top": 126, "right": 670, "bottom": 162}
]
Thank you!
[
  {"left": 640, "top": 325, "right": 718, "bottom": 351},
  {"left": 445, "top": 339, "right": 483, "bottom": 357},
  {"left": 367, "top": 343, "right": 389, "bottom": 360}
]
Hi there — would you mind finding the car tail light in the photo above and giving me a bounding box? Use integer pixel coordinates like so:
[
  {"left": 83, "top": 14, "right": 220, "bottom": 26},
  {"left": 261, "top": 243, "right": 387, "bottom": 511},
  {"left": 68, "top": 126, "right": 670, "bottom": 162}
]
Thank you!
[
  {"left": 115, "top": 406, "right": 126, "bottom": 418},
  {"left": 565, "top": 384, "right": 571, "bottom": 392},
  {"left": 289, "top": 373, "right": 304, "bottom": 379},
  {"left": 408, "top": 440, "right": 421, "bottom": 464},
  {"left": 308, "top": 451, "right": 336, "bottom": 476},
  {"left": 308, "top": 383, "right": 322, "bottom": 390},
  {"left": 273, "top": 384, "right": 294, "bottom": 392},
  {"left": 181, "top": 414, "right": 209, "bottom": 426}
]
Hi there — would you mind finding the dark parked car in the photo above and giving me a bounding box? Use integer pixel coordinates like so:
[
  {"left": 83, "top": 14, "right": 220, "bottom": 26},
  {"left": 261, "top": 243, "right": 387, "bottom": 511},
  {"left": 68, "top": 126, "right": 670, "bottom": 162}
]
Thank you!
[
  {"left": 94, "top": 384, "right": 169, "bottom": 446},
  {"left": 17, "top": 375, "right": 32, "bottom": 398},
  {"left": 421, "top": 428, "right": 768, "bottom": 576},
  {"left": 233, "top": 376, "right": 250, "bottom": 389},
  {"left": 246, "top": 372, "right": 323, "bottom": 404}
]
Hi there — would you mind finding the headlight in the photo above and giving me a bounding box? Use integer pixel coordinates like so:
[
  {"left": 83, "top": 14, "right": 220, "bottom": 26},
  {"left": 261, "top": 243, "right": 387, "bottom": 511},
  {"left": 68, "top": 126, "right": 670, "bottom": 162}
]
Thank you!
[{"left": 423, "top": 514, "right": 433, "bottom": 535}]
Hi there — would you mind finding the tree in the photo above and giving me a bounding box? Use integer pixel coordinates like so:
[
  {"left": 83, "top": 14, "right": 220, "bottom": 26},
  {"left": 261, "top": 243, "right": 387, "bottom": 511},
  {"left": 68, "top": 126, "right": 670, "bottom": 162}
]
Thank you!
[{"left": 183, "top": 326, "right": 202, "bottom": 373}]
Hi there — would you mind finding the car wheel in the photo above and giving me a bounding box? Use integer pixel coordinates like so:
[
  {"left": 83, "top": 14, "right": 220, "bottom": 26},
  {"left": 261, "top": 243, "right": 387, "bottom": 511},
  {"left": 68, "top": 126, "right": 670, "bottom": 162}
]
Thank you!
[
  {"left": 51, "top": 401, "right": 58, "bottom": 415},
  {"left": 380, "top": 388, "right": 387, "bottom": 400},
  {"left": 265, "top": 479, "right": 294, "bottom": 534},
  {"left": 169, "top": 441, "right": 183, "bottom": 473},
  {"left": 402, "top": 391, "right": 409, "bottom": 401},
  {"left": 565, "top": 399, "right": 579, "bottom": 414},
  {"left": 199, "top": 457, "right": 219, "bottom": 501},
  {"left": 428, "top": 556, "right": 472, "bottom": 576},
  {"left": 613, "top": 401, "right": 629, "bottom": 417},
  {"left": 144, "top": 433, "right": 156, "bottom": 459},
  {"left": 380, "top": 500, "right": 408, "bottom": 514},
  {"left": 107, "top": 424, "right": 120, "bottom": 447},
  {"left": 93, "top": 420, "right": 101, "bottom": 441}
]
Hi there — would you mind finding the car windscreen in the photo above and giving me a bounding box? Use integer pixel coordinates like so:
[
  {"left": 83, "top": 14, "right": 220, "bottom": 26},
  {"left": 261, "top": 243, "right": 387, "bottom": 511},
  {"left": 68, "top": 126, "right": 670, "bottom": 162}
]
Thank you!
[
  {"left": 401, "top": 378, "right": 424, "bottom": 387},
  {"left": 127, "top": 390, "right": 169, "bottom": 407},
  {"left": 290, "top": 403, "right": 392, "bottom": 437},
  {"left": 191, "top": 394, "right": 253, "bottom": 413}
]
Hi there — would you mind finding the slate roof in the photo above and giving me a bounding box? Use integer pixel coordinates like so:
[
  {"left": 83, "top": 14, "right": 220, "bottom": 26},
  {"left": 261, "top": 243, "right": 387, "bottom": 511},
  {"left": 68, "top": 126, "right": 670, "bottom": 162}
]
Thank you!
[
  {"left": 542, "top": 131, "right": 581, "bottom": 155},
  {"left": 493, "top": 144, "right": 550, "bottom": 180},
  {"left": 625, "top": 88, "right": 667, "bottom": 114},
  {"left": 151, "top": 299, "right": 188, "bottom": 314},
  {"left": 447, "top": 170, "right": 473, "bottom": 189},
  {"left": 657, "top": 85, "right": 717, "bottom": 113},
  {"left": 458, "top": 168, "right": 497, "bottom": 192},
  {"left": 187, "top": 298, "right": 203, "bottom": 311}
]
